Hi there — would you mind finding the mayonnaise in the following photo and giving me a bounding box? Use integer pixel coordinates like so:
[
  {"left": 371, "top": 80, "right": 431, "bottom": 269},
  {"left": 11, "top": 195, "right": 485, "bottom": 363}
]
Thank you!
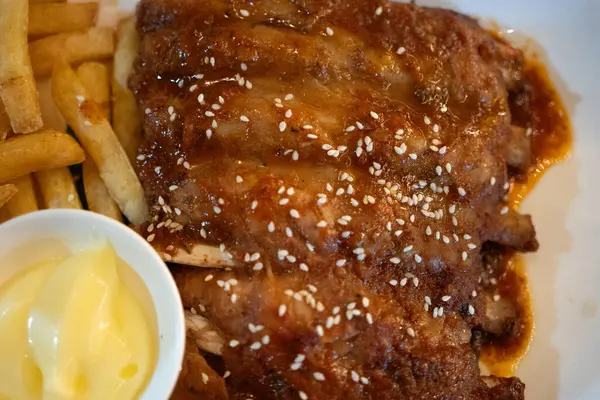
[{"left": 0, "top": 243, "right": 156, "bottom": 400}]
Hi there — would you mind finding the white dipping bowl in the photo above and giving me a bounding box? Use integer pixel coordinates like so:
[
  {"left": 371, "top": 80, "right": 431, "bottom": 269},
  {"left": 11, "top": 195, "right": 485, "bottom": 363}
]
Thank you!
[{"left": 0, "top": 209, "right": 185, "bottom": 399}]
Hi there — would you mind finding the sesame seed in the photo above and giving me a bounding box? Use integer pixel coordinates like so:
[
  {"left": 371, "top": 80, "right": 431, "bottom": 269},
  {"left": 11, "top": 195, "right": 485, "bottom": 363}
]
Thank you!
[
  {"left": 362, "top": 297, "right": 370, "bottom": 307},
  {"left": 400, "top": 278, "right": 408, "bottom": 286},
  {"left": 409, "top": 153, "right": 417, "bottom": 160},
  {"left": 279, "top": 121, "right": 287, "bottom": 131},
  {"left": 240, "top": 9, "right": 250, "bottom": 17},
  {"left": 285, "top": 109, "right": 292, "bottom": 118},
  {"left": 325, "top": 27, "right": 334, "bottom": 36},
  {"left": 241, "top": 63, "right": 248, "bottom": 71},
  {"left": 424, "top": 116, "right": 431, "bottom": 125},
  {"left": 316, "top": 325, "right": 324, "bottom": 336},
  {"left": 458, "top": 187, "right": 467, "bottom": 196},
  {"left": 396, "top": 47, "right": 406, "bottom": 55},
  {"left": 240, "top": 115, "right": 250, "bottom": 122},
  {"left": 395, "top": 143, "right": 407, "bottom": 155},
  {"left": 500, "top": 206, "right": 509, "bottom": 215},
  {"left": 468, "top": 305, "right": 475, "bottom": 315},
  {"left": 268, "top": 221, "right": 275, "bottom": 232},
  {"left": 336, "top": 259, "right": 347, "bottom": 267},
  {"left": 253, "top": 262, "right": 263, "bottom": 270},
  {"left": 407, "top": 327, "right": 415, "bottom": 337},
  {"left": 169, "top": 185, "right": 178, "bottom": 191},
  {"left": 285, "top": 94, "right": 294, "bottom": 101},
  {"left": 375, "top": 6, "right": 383, "bottom": 15},
  {"left": 299, "top": 263, "right": 309, "bottom": 271},
  {"left": 414, "top": 254, "right": 423, "bottom": 263},
  {"left": 313, "top": 372, "right": 326, "bottom": 381},
  {"left": 390, "top": 257, "right": 401, "bottom": 264},
  {"left": 146, "top": 234, "right": 155, "bottom": 243},
  {"left": 299, "top": 391, "right": 308, "bottom": 400},
  {"left": 369, "top": 111, "right": 379, "bottom": 120},
  {"left": 250, "top": 342, "right": 261, "bottom": 350},
  {"left": 290, "top": 209, "right": 300, "bottom": 218},
  {"left": 403, "top": 245, "right": 413, "bottom": 253},
  {"left": 229, "top": 340, "right": 239, "bottom": 347},
  {"left": 277, "top": 304, "right": 287, "bottom": 317},
  {"left": 205, "top": 111, "right": 215, "bottom": 117},
  {"left": 202, "top": 373, "right": 209, "bottom": 384},
  {"left": 462, "top": 251, "right": 468, "bottom": 261}
]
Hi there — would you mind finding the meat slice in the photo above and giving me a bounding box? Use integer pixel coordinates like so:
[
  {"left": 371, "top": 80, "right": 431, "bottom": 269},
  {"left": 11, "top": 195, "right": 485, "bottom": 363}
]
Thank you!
[
  {"left": 130, "top": 0, "right": 538, "bottom": 398},
  {"left": 174, "top": 266, "right": 517, "bottom": 400}
]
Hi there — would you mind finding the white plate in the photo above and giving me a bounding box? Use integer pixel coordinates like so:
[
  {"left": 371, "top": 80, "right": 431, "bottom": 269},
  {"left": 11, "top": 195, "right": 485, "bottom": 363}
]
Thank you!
[{"left": 110, "top": 1, "right": 600, "bottom": 398}]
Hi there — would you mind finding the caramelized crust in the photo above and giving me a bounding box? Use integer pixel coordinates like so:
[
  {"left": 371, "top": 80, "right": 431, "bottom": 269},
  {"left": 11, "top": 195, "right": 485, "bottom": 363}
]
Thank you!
[{"left": 131, "top": 1, "right": 538, "bottom": 398}]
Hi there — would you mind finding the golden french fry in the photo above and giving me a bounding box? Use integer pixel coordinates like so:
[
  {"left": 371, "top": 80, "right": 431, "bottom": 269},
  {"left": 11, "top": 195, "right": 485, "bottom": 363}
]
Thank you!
[
  {"left": 114, "top": 18, "right": 138, "bottom": 89},
  {"left": 112, "top": 82, "right": 141, "bottom": 164},
  {"left": 36, "top": 78, "right": 66, "bottom": 132},
  {"left": 82, "top": 158, "right": 122, "bottom": 221},
  {"left": 5, "top": 175, "right": 38, "bottom": 217},
  {"left": 113, "top": 18, "right": 141, "bottom": 164},
  {"left": 0, "top": 100, "right": 10, "bottom": 140},
  {"left": 29, "top": 27, "right": 114, "bottom": 78},
  {"left": 51, "top": 61, "right": 149, "bottom": 224},
  {"left": 29, "top": 0, "right": 66, "bottom": 3},
  {"left": 0, "top": 0, "right": 43, "bottom": 133},
  {"left": 29, "top": 3, "right": 98, "bottom": 37},
  {"left": 35, "top": 167, "right": 82, "bottom": 209},
  {"left": 0, "top": 184, "right": 18, "bottom": 209},
  {"left": 77, "top": 62, "right": 110, "bottom": 119},
  {"left": 0, "top": 130, "right": 85, "bottom": 184}
]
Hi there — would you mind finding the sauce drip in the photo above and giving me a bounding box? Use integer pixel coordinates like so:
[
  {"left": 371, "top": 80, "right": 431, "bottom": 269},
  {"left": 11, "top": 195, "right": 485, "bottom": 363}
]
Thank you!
[{"left": 482, "top": 57, "right": 572, "bottom": 376}]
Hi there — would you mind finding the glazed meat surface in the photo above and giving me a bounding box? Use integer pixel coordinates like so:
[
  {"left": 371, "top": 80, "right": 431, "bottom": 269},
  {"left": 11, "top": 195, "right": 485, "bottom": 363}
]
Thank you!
[{"left": 131, "top": 0, "right": 536, "bottom": 398}]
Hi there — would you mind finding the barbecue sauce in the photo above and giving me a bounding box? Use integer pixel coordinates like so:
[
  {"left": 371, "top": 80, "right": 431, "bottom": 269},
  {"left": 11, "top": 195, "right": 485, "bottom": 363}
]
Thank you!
[{"left": 482, "top": 56, "right": 572, "bottom": 377}]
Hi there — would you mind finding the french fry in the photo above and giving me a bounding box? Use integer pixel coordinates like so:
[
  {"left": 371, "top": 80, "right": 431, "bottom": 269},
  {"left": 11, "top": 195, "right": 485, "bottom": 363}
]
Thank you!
[
  {"left": 5, "top": 175, "right": 38, "bottom": 217},
  {"left": 36, "top": 78, "right": 66, "bottom": 132},
  {"left": 114, "top": 19, "right": 139, "bottom": 89},
  {"left": 0, "top": 100, "right": 10, "bottom": 140},
  {"left": 29, "top": 3, "right": 98, "bottom": 37},
  {"left": 0, "top": 130, "right": 85, "bottom": 184},
  {"left": 29, "top": 27, "right": 114, "bottom": 78},
  {"left": 36, "top": 167, "right": 82, "bottom": 209},
  {"left": 113, "top": 18, "right": 141, "bottom": 163},
  {"left": 76, "top": 62, "right": 110, "bottom": 119},
  {"left": 77, "top": 62, "right": 122, "bottom": 221},
  {"left": 51, "top": 61, "right": 149, "bottom": 224},
  {"left": 0, "top": 184, "right": 18, "bottom": 209},
  {"left": 82, "top": 158, "right": 122, "bottom": 221},
  {"left": 0, "top": 0, "right": 43, "bottom": 133}
]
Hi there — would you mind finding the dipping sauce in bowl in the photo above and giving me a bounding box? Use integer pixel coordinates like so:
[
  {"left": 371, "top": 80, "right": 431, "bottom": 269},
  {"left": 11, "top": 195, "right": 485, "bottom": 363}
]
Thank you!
[{"left": 0, "top": 210, "right": 184, "bottom": 400}]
